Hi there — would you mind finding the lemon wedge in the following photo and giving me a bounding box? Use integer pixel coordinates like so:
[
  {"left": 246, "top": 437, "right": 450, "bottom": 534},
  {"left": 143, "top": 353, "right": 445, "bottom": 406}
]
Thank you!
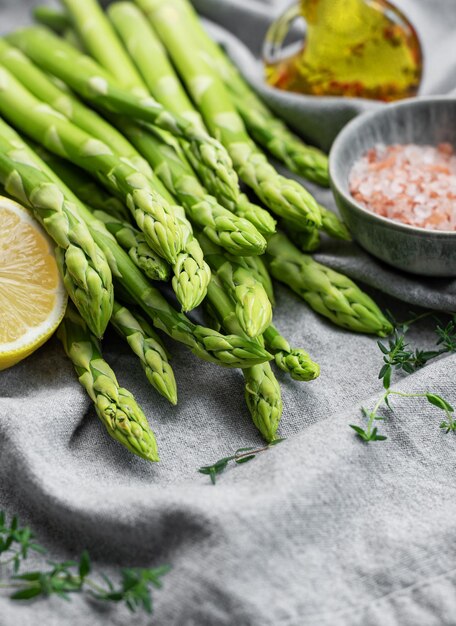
[{"left": 0, "top": 197, "right": 67, "bottom": 370}]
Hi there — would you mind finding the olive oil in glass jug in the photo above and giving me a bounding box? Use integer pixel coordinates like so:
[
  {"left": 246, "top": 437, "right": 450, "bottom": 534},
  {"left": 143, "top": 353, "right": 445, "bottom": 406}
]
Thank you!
[{"left": 264, "top": 0, "right": 423, "bottom": 101}]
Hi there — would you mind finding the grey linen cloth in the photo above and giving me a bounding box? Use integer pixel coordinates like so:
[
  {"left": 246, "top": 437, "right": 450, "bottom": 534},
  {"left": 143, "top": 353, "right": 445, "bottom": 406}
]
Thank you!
[{"left": 1, "top": 1, "right": 456, "bottom": 625}]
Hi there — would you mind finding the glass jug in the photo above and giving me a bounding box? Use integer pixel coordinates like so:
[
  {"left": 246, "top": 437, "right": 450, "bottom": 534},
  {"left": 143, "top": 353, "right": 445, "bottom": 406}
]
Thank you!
[{"left": 264, "top": 0, "right": 423, "bottom": 101}]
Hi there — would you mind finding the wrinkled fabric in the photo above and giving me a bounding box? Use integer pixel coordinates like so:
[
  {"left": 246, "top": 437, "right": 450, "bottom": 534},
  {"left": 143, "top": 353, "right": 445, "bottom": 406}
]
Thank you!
[{"left": 1, "top": 1, "right": 456, "bottom": 625}]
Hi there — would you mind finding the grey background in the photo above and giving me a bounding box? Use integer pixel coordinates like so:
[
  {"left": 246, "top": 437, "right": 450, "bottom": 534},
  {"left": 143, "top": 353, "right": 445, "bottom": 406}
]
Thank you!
[{"left": 1, "top": 1, "right": 456, "bottom": 625}]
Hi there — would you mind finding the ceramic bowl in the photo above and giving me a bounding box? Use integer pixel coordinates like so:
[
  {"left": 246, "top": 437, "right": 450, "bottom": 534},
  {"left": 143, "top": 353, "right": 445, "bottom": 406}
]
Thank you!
[{"left": 329, "top": 97, "right": 456, "bottom": 277}]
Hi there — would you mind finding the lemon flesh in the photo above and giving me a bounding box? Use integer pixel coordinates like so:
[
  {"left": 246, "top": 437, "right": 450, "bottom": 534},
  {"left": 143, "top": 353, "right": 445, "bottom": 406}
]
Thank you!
[{"left": 0, "top": 197, "right": 67, "bottom": 370}]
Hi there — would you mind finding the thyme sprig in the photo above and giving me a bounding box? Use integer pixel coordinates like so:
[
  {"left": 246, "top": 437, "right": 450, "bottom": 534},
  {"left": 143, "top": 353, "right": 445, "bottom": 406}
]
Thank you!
[
  {"left": 0, "top": 512, "right": 45, "bottom": 574},
  {"left": 198, "top": 439, "right": 286, "bottom": 484},
  {"left": 0, "top": 513, "right": 168, "bottom": 614},
  {"left": 350, "top": 391, "right": 454, "bottom": 442},
  {"left": 351, "top": 311, "right": 456, "bottom": 442}
]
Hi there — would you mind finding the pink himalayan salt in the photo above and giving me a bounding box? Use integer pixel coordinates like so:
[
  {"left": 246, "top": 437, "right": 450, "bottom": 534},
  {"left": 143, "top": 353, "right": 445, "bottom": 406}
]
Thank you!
[{"left": 349, "top": 143, "right": 456, "bottom": 231}]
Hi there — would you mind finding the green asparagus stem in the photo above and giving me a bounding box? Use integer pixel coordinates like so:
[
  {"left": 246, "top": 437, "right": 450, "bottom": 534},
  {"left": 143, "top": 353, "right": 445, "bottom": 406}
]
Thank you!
[
  {"left": 8, "top": 26, "right": 240, "bottom": 209},
  {"left": 243, "top": 363, "right": 283, "bottom": 443},
  {"left": 111, "top": 301, "right": 177, "bottom": 405},
  {"left": 115, "top": 118, "right": 267, "bottom": 256},
  {"left": 0, "top": 38, "right": 153, "bottom": 180},
  {"left": 284, "top": 205, "right": 351, "bottom": 251},
  {"left": 31, "top": 146, "right": 171, "bottom": 281},
  {"left": 206, "top": 275, "right": 282, "bottom": 441},
  {"left": 38, "top": 124, "right": 209, "bottom": 313},
  {"left": 1, "top": 47, "right": 210, "bottom": 311},
  {"left": 0, "top": 117, "right": 272, "bottom": 368},
  {"left": 228, "top": 91, "right": 330, "bottom": 186},
  {"left": 318, "top": 205, "right": 352, "bottom": 241},
  {"left": 241, "top": 254, "right": 275, "bottom": 306},
  {"left": 198, "top": 234, "right": 273, "bottom": 338},
  {"left": 31, "top": 146, "right": 130, "bottom": 220},
  {"left": 137, "top": 0, "right": 322, "bottom": 230},
  {"left": 1, "top": 33, "right": 221, "bottom": 309},
  {"left": 0, "top": 62, "right": 187, "bottom": 265},
  {"left": 33, "top": 6, "right": 71, "bottom": 34},
  {"left": 62, "top": 27, "right": 85, "bottom": 52},
  {"left": 107, "top": 1, "right": 235, "bottom": 210},
  {"left": 37, "top": 119, "right": 209, "bottom": 309},
  {"left": 108, "top": 2, "right": 201, "bottom": 127},
  {"left": 58, "top": 304, "right": 159, "bottom": 461},
  {"left": 233, "top": 193, "right": 277, "bottom": 238},
  {"left": 266, "top": 232, "right": 393, "bottom": 337},
  {"left": 284, "top": 223, "right": 321, "bottom": 252},
  {"left": 90, "top": 208, "right": 171, "bottom": 282},
  {"left": 172, "top": 206, "right": 211, "bottom": 311},
  {"left": 85, "top": 221, "right": 271, "bottom": 367},
  {"left": 107, "top": 2, "right": 276, "bottom": 239},
  {"left": 263, "top": 325, "right": 320, "bottom": 382},
  {"left": 0, "top": 120, "right": 113, "bottom": 338},
  {"left": 61, "top": 0, "right": 149, "bottom": 96},
  {"left": 160, "top": 0, "right": 330, "bottom": 186}
]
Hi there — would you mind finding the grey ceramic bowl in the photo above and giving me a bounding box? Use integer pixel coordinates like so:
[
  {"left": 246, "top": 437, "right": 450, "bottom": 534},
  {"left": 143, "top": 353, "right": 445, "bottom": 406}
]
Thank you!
[{"left": 329, "top": 97, "right": 456, "bottom": 277}]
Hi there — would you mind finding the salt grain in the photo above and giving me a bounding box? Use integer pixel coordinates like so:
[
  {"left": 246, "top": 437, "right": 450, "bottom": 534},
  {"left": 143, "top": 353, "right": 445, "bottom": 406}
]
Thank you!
[{"left": 349, "top": 143, "right": 456, "bottom": 231}]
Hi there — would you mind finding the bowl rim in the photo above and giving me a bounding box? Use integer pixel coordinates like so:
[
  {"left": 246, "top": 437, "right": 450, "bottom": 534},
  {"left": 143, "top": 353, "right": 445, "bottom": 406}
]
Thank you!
[{"left": 329, "top": 95, "right": 456, "bottom": 238}]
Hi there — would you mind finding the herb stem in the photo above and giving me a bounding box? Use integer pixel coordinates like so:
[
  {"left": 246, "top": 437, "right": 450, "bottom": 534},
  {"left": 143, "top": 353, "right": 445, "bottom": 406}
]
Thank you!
[
  {"left": 234, "top": 445, "right": 270, "bottom": 461},
  {"left": 400, "top": 311, "right": 432, "bottom": 328},
  {"left": 84, "top": 578, "right": 110, "bottom": 595}
]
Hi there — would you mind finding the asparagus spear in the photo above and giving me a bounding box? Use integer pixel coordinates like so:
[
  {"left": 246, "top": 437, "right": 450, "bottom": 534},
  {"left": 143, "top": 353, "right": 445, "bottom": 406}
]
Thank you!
[
  {"left": 63, "top": 27, "right": 85, "bottom": 52},
  {"left": 233, "top": 192, "right": 276, "bottom": 238},
  {"left": 0, "top": 123, "right": 272, "bottom": 368},
  {"left": 32, "top": 5, "right": 83, "bottom": 51},
  {"left": 284, "top": 205, "right": 351, "bottom": 251},
  {"left": 0, "top": 36, "right": 217, "bottom": 310},
  {"left": 263, "top": 325, "right": 320, "bottom": 382},
  {"left": 0, "top": 62, "right": 187, "bottom": 265},
  {"left": 0, "top": 120, "right": 113, "bottom": 338},
  {"left": 243, "top": 363, "right": 283, "bottom": 443},
  {"left": 155, "top": 0, "right": 330, "bottom": 187},
  {"left": 115, "top": 118, "right": 267, "bottom": 256},
  {"left": 83, "top": 215, "right": 272, "bottom": 368},
  {"left": 137, "top": 0, "right": 322, "bottom": 230},
  {"left": 0, "top": 49, "right": 210, "bottom": 310},
  {"left": 8, "top": 26, "right": 240, "bottom": 209},
  {"left": 61, "top": 0, "right": 149, "bottom": 96},
  {"left": 107, "top": 3, "right": 276, "bottom": 239},
  {"left": 0, "top": 38, "right": 153, "bottom": 180},
  {"left": 58, "top": 304, "right": 159, "bottom": 462},
  {"left": 172, "top": 205, "right": 211, "bottom": 311},
  {"left": 39, "top": 123, "right": 208, "bottom": 309},
  {"left": 33, "top": 6, "right": 71, "bottom": 34},
  {"left": 107, "top": 2, "right": 275, "bottom": 238},
  {"left": 32, "top": 146, "right": 171, "bottom": 281},
  {"left": 318, "top": 205, "right": 351, "bottom": 241},
  {"left": 239, "top": 254, "right": 275, "bottom": 306},
  {"left": 266, "top": 232, "right": 393, "bottom": 337},
  {"left": 91, "top": 208, "right": 171, "bottom": 282},
  {"left": 106, "top": 2, "right": 231, "bottom": 210},
  {"left": 228, "top": 92, "right": 330, "bottom": 187},
  {"left": 111, "top": 301, "right": 177, "bottom": 405},
  {"left": 32, "top": 147, "right": 130, "bottom": 221},
  {"left": 285, "top": 224, "right": 321, "bottom": 253},
  {"left": 42, "top": 158, "right": 129, "bottom": 219},
  {"left": 206, "top": 276, "right": 282, "bottom": 442},
  {"left": 198, "top": 234, "right": 272, "bottom": 338},
  {"left": 108, "top": 2, "right": 202, "bottom": 128}
]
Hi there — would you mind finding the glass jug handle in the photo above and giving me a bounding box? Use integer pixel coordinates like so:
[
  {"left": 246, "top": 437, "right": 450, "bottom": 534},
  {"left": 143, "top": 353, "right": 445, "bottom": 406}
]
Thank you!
[{"left": 263, "top": 3, "right": 303, "bottom": 65}]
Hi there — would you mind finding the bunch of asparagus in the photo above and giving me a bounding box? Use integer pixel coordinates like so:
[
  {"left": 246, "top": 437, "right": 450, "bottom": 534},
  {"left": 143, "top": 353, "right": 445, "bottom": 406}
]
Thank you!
[{"left": 0, "top": 0, "right": 393, "bottom": 462}]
